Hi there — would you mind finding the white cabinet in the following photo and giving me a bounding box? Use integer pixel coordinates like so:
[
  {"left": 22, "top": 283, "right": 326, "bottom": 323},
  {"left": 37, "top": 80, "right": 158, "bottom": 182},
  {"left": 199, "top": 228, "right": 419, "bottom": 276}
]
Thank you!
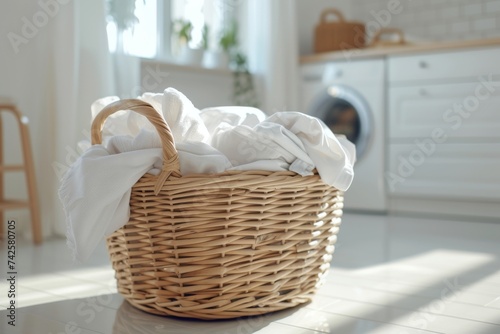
[
  {"left": 387, "top": 46, "right": 500, "bottom": 219},
  {"left": 388, "top": 47, "right": 500, "bottom": 83},
  {"left": 389, "top": 81, "right": 500, "bottom": 139},
  {"left": 388, "top": 143, "right": 500, "bottom": 200}
]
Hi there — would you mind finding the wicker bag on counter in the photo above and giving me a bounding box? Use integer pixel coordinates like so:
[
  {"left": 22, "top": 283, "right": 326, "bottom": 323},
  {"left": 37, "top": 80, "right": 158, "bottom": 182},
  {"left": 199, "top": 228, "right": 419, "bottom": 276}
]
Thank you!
[
  {"left": 91, "top": 99, "right": 345, "bottom": 320},
  {"left": 314, "top": 8, "right": 365, "bottom": 53}
]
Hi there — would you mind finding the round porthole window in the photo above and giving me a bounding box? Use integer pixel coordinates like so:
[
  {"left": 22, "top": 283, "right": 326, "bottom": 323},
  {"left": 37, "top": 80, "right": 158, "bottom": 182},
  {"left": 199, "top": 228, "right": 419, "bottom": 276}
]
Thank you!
[{"left": 309, "top": 85, "right": 372, "bottom": 160}]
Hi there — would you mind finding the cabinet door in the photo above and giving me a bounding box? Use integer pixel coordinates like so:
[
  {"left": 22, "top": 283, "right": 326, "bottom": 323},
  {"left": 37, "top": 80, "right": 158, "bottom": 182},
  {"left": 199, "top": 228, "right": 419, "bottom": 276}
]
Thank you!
[
  {"left": 389, "top": 81, "right": 500, "bottom": 139},
  {"left": 387, "top": 143, "right": 500, "bottom": 200},
  {"left": 388, "top": 47, "right": 500, "bottom": 83}
]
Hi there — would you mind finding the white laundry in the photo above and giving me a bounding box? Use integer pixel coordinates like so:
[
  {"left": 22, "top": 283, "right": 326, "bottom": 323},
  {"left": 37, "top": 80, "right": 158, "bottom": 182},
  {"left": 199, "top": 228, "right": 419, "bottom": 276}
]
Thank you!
[
  {"left": 263, "top": 112, "right": 356, "bottom": 191},
  {"left": 60, "top": 145, "right": 162, "bottom": 262},
  {"left": 200, "top": 106, "right": 267, "bottom": 134},
  {"left": 60, "top": 87, "right": 356, "bottom": 262},
  {"left": 212, "top": 122, "right": 316, "bottom": 176},
  {"left": 60, "top": 140, "right": 231, "bottom": 262},
  {"left": 209, "top": 112, "right": 356, "bottom": 190},
  {"left": 105, "top": 128, "right": 232, "bottom": 175},
  {"left": 91, "top": 95, "right": 154, "bottom": 139},
  {"left": 162, "top": 88, "right": 210, "bottom": 144},
  {"left": 90, "top": 88, "right": 210, "bottom": 144}
]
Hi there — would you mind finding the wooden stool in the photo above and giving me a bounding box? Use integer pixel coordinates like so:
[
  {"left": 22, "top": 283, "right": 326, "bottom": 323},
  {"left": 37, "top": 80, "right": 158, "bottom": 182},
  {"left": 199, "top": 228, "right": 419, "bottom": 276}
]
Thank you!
[{"left": 0, "top": 103, "right": 42, "bottom": 244}]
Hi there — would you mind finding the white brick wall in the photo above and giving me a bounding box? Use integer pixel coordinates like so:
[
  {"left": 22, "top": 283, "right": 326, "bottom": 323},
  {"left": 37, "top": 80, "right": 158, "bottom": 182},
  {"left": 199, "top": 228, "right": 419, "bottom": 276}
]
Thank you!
[{"left": 350, "top": 0, "right": 500, "bottom": 42}]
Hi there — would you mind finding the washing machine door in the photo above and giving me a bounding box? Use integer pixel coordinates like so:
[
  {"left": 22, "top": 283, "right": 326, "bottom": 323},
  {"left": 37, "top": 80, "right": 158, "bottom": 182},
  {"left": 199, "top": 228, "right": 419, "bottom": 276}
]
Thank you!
[{"left": 309, "top": 85, "right": 372, "bottom": 160}]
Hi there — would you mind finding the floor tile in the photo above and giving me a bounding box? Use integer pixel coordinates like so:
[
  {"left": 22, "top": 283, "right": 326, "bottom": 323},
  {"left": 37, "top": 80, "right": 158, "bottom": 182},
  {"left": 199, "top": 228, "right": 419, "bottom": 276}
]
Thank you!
[
  {"left": 0, "top": 285, "right": 64, "bottom": 309},
  {"left": 330, "top": 270, "right": 500, "bottom": 309},
  {"left": 1, "top": 212, "right": 499, "bottom": 333},
  {"left": 19, "top": 298, "right": 118, "bottom": 334},
  {"left": 273, "top": 306, "right": 437, "bottom": 334},
  {"left": 253, "top": 322, "right": 324, "bottom": 333},
  {"left": 57, "top": 266, "right": 116, "bottom": 286},
  {"left": 318, "top": 280, "right": 500, "bottom": 323},
  {"left": 0, "top": 310, "right": 102, "bottom": 334},
  {"left": 18, "top": 273, "right": 114, "bottom": 300},
  {"left": 307, "top": 293, "right": 500, "bottom": 332}
]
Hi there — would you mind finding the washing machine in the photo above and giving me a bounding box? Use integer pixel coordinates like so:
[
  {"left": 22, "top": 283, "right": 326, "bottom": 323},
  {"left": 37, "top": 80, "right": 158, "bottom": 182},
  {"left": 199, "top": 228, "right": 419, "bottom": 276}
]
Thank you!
[{"left": 300, "top": 58, "right": 387, "bottom": 212}]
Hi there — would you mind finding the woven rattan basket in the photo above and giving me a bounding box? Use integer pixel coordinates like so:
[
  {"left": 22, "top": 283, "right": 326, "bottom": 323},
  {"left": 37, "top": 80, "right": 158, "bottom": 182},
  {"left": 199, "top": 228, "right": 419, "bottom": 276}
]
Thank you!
[
  {"left": 91, "top": 99, "right": 344, "bottom": 320},
  {"left": 314, "top": 8, "right": 365, "bottom": 53}
]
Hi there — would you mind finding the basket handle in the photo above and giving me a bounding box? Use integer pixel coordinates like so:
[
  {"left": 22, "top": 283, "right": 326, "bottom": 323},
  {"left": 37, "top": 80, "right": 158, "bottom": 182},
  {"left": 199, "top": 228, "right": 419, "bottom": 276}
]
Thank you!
[
  {"left": 369, "top": 28, "right": 405, "bottom": 46},
  {"left": 320, "top": 8, "right": 345, "bottom": 23},
  {"left": 91, "top": 99, "right": 181, "bottom": 195}
]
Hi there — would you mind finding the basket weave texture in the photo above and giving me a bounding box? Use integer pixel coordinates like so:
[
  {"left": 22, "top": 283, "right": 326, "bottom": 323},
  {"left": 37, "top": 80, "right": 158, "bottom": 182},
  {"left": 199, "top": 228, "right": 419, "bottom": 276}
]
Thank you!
[
  {"left": 314, "top": 8, "right": 365, "bottom": 53},
  {"left": 91, "top": 99, "right": 344, "bottom": 320}
]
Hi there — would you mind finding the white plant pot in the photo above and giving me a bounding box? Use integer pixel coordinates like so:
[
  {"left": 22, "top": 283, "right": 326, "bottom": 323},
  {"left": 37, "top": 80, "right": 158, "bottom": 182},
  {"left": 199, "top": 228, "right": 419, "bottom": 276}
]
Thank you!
[
  {"left": 203, "top": 50, "right": 230, "bottom": 69},
  {"left": 179, "top": 46, "right": 204, "bottom": 66}
]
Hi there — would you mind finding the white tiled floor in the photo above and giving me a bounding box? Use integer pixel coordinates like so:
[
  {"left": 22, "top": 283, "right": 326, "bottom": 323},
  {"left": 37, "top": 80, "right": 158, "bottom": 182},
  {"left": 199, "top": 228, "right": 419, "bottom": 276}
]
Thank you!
[{"left": 0, "top": 213, "right": 499, "bottom": 333}]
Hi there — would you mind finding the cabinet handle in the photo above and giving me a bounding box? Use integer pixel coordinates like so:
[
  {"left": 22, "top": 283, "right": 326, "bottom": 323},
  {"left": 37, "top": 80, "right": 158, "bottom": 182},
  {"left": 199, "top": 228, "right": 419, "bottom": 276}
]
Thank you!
[{"left": 419, "top": 61, "right": 428, "bottom": 69}]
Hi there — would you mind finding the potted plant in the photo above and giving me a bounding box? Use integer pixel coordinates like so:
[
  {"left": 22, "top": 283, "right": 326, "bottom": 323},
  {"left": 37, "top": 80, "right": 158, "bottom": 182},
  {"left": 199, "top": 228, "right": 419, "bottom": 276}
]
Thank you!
[
  {"left": 201, "top": 24, "right": 209, "bottom": 51},
  {"left": 172, "top": 19, "right": 204, "bottom": 65},
  {"left": 201, "top": 24, "right": 221, "bottom": 69},
  {"left": 219, "top": 21, "right": 238, "bottom": 53},
  {"left": 232, "top": 52, "right": 259, "bottom": 107},
  {"left": 204, "top": 21, "right": 238, "bottom": 69},
  {"left": 218, "top": 21, "right": 238, "bottom": 68}
]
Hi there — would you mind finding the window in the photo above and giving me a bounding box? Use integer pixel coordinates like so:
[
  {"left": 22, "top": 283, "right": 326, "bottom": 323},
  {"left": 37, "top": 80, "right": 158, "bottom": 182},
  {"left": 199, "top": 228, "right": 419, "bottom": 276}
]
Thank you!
[
  {"left": 106, "top": 0, "right": 165, "bottom": 58},
  {"left": 171, "top": 0, "right": 235, "bottom": 49},
  {"left": 106, "top": 0, "right": 238, "bottom": 60}
]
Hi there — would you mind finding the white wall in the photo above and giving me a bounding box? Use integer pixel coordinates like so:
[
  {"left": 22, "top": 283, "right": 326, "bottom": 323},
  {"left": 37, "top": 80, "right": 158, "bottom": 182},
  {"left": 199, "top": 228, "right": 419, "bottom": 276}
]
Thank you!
[
  {"left": 1, "top": 2, "right": 53, "bottom": 238},
  {"left": 296, "top": 0, "right": 352, "bottom": 55},
  {"left": 140, "top": 60, "right": 234, "bottom": 108},
  {"left": 350, "top": 0, "right": 500, "bottom": 42}
]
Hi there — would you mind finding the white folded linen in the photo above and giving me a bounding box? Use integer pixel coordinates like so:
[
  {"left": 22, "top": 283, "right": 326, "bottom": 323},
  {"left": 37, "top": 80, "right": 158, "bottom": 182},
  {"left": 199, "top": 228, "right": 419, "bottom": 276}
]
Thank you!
[{"left": 60, "top": 87, "right": 355, "bottom": 262}]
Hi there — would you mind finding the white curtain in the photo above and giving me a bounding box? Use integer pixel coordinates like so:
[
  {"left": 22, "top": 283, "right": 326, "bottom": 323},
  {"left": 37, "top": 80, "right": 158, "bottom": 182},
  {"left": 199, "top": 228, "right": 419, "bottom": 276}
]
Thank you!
[
  {"left": 0, "top": 0, "right": 114, "bottom": 237},
  {"left": 52, "top": 0, "right": 116, "bottom": 235},
  {"left": 242, "top": 0, "right": 300, "bottom": 114}
]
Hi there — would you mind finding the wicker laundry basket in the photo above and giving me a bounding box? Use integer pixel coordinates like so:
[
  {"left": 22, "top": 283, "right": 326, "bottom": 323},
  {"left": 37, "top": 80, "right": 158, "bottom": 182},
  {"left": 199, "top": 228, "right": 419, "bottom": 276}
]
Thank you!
[{"left": 91, "top": 99, "right": 344, "bottom": 320}]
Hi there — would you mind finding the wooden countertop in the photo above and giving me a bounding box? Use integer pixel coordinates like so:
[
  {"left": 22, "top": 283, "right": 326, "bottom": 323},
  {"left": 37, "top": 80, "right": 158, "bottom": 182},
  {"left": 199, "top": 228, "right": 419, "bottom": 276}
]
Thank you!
[{"left": 300, "top": 38, "right": 500, "bottom": 64}]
